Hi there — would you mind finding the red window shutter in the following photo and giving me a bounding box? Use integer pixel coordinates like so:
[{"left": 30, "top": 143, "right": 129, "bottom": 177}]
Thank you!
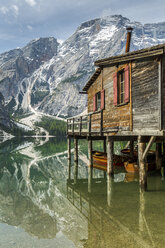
[
  {"left": 113, "top": 72, "right": 118, "bottom": 106},
  {"left": 101, "top": 89, "right": 105, "bottom": 110},
  {"left": 93, "top": 94, "right": 96, "bottom": 112},
  {"left": 124, "top": 65, "right": 130, "bottom": 103}
]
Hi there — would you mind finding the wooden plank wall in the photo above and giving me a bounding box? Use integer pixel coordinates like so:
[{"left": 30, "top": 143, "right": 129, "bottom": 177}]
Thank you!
[
  {"left": 87, "top": 57, "right": 160, "bottom": 133},
  {"left": 88, "top": 66, "right": 130, "bottom": 130},
  {"left": 132, "top": 58, "right": 159, "bottom": 131},
  {"left": 162, "top": 56, "right": 165, "bottom": 130}
]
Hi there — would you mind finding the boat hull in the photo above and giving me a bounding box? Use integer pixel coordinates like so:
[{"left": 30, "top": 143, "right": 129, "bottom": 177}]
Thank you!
[{"left": 92, "top": 151, "right": 129, "bottom": 171}]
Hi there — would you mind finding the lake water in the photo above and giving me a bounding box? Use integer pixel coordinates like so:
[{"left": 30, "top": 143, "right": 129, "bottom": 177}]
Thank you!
[{"left": 0, "top": 137, "right": 165, "bottom": 248}]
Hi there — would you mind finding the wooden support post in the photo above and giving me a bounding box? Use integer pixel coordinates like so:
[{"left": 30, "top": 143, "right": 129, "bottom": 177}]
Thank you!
[
  {"left": 100, "top": 110, "right": 103, "bottom": 136},
  {"left": 72, "top": 118, "right": 74, "bottom": 134},
  {"left": 88, "top": 114, "right": 91, "bottom": 135},
  {"left": 67, "top": 136, "right": 71, "bottom": 179},
  {"left": 130, "top": 140, "right": 134, "bottom": 158},
  {"left": 88, "top": 139, "right": 93, "bottom": 193},
  {"left": 74, "top": 138, "right": 78, "bottom": 184},
  {"left": 107, "top": 174, "right": 113, "bottom": 207},
  {"left": 156, "top": 143, "right": 162, "bottom": 170},
  {"left": 139, "top": 190, "right": 145, "bottom": 233},
  {"left": 138, "top": 136, "right": 147, "bottom": 191},
  {"left": 161, "top": 143, "right": 165, "bottom": 179},
  {"left": 79, "top": 116, "right": 82, "bottom": 135},
  {"left": 106, "top": 137, "right": 114, "bottom": 176}
]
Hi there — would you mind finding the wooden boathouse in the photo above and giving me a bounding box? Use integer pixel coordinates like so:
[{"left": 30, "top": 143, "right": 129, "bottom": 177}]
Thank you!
[{"left": 67, "top": 27, "right": 165, "bottom": 191}]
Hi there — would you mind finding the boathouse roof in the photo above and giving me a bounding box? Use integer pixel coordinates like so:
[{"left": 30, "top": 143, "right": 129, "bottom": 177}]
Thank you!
[{"left": 83, "top": 43, "right": 165, "bottom": 92}]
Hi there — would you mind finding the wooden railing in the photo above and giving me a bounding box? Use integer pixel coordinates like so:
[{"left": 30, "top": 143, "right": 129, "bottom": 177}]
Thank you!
[{"left": 67, "top": 109, "right": 103, "bottom": 136}]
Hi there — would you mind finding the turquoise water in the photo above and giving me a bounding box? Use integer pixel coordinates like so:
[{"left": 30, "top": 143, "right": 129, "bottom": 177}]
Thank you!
[{"left": 0, "top": 137, "right": 164, "bottom": 248}]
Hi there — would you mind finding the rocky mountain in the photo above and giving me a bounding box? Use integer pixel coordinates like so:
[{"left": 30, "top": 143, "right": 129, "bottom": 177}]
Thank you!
[{"left": 1, "top": 15, "right": 165, "bottom": 119}]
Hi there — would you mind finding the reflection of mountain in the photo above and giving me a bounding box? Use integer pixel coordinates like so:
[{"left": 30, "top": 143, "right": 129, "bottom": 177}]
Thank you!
[
  {"left": 67, "top": 178, "right": 165, "bottom": 248},
  {"left": 0, "top": 138, "right": 88, "bottom": 246}
]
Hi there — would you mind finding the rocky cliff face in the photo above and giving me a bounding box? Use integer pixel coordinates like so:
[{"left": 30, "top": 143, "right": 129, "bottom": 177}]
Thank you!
[
  {"left": 1, "top": 15, "right": 165, "bottom": 118},
  {"left": 0, "top": 37, "right": 58, "bottom": 114}
]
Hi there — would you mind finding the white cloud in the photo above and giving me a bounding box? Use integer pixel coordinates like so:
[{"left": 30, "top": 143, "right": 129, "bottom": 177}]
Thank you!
[
  {"left": 25, "top": 0, "right": 37, "bottom": 7},
  {"left": 0, "top": 6, "right": 9, "bottom": 15},
  {"left": 27, "top": 25, "right": 33, "bottom": 30},
  {"left": 12, "top": 5, "right": 19, "bottom": 17}
]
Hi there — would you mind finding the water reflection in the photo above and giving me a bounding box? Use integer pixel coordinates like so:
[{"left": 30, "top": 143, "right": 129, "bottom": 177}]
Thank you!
[
  {"left": 0, "top": 138, "right": 164, "bottom": 247},
  {"left": 67, "top": 175, "right": 165, "bottom": 248}
]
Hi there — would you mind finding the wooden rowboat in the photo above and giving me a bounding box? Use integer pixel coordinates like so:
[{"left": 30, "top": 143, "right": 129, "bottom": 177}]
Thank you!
[
  {"left": 121, "top": 148, "right": 155, "bottom": 159},
  {"left": 124, "top": 161, "right": 155, "bottom": 173},
  {"left": 124, "top": 162, "right": 139, "bottom": 173},
  {"left": 92, "top": 151, "right": 129, "bottom": 171}
]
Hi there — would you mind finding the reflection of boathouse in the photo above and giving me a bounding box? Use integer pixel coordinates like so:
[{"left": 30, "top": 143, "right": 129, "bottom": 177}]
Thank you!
[
  {"left": 67, "top": 177, "right": 165, "bottom": 248},
  {"left": 67, "top": 27, "right": 165, "bottom": 190}
]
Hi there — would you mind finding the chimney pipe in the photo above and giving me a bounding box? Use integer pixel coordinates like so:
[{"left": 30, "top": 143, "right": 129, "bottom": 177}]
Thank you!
[{"left": 125, "top": 27, "right": 133, "bottom": 53}]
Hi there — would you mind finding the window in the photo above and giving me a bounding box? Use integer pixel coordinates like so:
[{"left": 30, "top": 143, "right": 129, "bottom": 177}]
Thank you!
[
  {"left": 96, "top": 91, "right": 101, "bottom": 110},
  {"left": 113, "top": 65, "right": 129, "bottom": 106},
  {"left": 118, "top": 70, "right": 125, "bottom": 104},
  {"left": 93, "top": 89, "right": 105, "bottom": 112}
]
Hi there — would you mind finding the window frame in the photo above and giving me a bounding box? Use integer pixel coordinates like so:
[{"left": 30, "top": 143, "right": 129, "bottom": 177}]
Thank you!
[
  {"left": 113, "top": 65, "right": 130, "bottom": 107},
  {"left": 96, "top": 91, "right": 101, "bottom": 111},
  {"left": 117, "top": 69, "right": 125, "bottom": 105}
]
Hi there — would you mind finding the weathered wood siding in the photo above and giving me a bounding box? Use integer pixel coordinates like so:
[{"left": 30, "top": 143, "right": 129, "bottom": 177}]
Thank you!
[
  {"left": 88, "top": 66, "right": 130, "bottom": 131},
  {"left": 103, "top": 66, "right": 130, "bottom": 130},
  {"left": 162, "top": 56, "right": 165, "bottom": 130},
  {"left": 132, "top": 58, "right": 159, "bottom": 131}
]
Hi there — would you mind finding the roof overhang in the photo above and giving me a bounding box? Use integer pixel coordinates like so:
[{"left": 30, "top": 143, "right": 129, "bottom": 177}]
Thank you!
[
  {"left": 95, "top": 45, "right": 164, "bottom": 67},
  {"left": 83, "top": 68, "right": 101, "bottom": 92}
]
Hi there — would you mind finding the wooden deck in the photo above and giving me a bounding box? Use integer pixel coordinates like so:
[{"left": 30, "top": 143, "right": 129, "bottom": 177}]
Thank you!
[{"left": 67, "top": 110, "right": 165, "bottom": 138}]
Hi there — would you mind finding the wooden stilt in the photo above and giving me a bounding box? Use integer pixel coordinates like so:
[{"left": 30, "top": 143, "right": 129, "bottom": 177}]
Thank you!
[
  {"left": 107, "top": 174, "right": 113, "bottom": 207},
  {"left": 106, "top": 137, "right": 114, "bottom": 176},
  {"left": 138, "top": 136, "right": 147, "bottom": 191},
  {"left": 156, "top": 143, "right": 162, "bottom": 170},
  {"left": 130, "top": 140, "right": 134, "bottom": 158},
  {"left": 67, "top": 136, "right": 71, "bottom": 179},
  {"left": 74, "top": 138, "right": 78, "bottom": 184},
  {"left": 139, "top": 190, "right": 145, "bottom": 233},
  {"left": 161, "top": 143, "right": 165, "bottom": 179},
  {"left": 88, "top": 139, "right": 93, "bottom": 193}
]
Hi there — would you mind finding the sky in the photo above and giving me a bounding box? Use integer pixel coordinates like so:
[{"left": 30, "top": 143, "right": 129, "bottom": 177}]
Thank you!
[{"left": 0, "top": 0, "right": 165, "bottom": 53}]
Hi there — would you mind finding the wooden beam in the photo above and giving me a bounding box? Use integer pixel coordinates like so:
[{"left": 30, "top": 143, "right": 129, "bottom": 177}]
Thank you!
[
  {"left": 107, "top": 174, "right": 113, "bottom": 207},
  {"left": 74, "top": 138, "right": 78, "bottom": 184},
  {"left": 88, "top": 139, "right": 93, "bottom": 193},
  {"left": 88, "top": 114, "right": 91, "bottom": 135},
  {"left": 67, "top": 137, "right": 71, "bottom": 179},
  {"left": 79, "top": 116, "right": 82, "bottom": 135},
  {"left": 158, "top": 59, "right": 162, "bottom": 130},
  {"left": 142, "top": 136, "right": 155, "bottom": 160},
  {"left": 95, "top": 49, "right": 164, "bottom": 67},
  {"left": 72, "top": 118, "right": 74, "bottom": 135},
  {"left": 100, "top": 110, "right": 103, "bottom": 136},
  {"left": 107, "top": 137, "right": 114, "bottom": 176},
  {"left": 101, "top": 68, "right": 103, "bottom": 89},
  {"left": 138, "top": 136, "right": 147, "bottom": 191},
  {"left": 129, "top": 62, "right": 133, "bottom": 131}
]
